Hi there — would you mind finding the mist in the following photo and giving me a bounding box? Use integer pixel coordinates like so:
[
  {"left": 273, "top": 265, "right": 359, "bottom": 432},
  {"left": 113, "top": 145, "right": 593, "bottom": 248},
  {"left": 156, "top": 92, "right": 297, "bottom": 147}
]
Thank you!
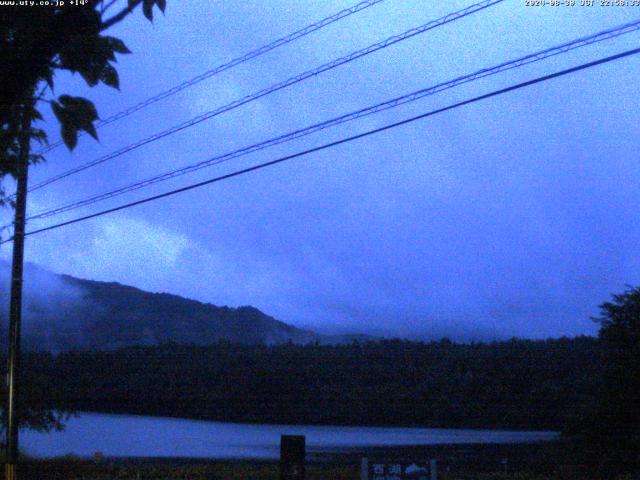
[{"left": 0, "top": 261, "right": 88, "bottom": 352}]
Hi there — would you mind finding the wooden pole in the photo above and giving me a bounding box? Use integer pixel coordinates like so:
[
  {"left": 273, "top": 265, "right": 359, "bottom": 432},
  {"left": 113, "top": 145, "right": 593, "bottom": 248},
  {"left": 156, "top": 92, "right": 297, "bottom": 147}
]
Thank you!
[{"left": 5, "top": 104, "right": 31, "bottom": 480}]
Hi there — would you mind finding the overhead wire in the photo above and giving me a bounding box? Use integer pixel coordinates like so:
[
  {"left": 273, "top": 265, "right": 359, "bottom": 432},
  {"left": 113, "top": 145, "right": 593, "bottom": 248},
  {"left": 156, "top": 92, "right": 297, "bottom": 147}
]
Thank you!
[
  {"left": 26, "top": 0, "right": 504, "bottom": 194},
  {"left": 36, "top": 0, "right": 389, "bottom": 155},
  {"left": 2, "top": 45, "right": 638, "bottom": 245},
  {"left": 23, "top": 17, "right": 640, "bottom": 223}
]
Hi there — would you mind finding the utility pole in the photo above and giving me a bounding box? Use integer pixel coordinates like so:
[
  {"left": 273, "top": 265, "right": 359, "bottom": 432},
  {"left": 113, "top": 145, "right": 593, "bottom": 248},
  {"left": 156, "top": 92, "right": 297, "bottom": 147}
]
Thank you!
[{"left": 5, "top": 103, "right": 31, "bottom": 480}]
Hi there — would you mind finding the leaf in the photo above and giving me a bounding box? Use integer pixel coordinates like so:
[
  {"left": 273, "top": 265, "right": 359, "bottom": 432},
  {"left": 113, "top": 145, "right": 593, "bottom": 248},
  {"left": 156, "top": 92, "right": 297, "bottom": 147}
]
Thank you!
[
  {"left": 42, "top": 69, "right": 54, "bottom": 91},
  {"left": 100, "top": 64, "right": 120, "bottom": 90},
  {"left": 30, "top": 107, "right": 43, "bottom": 122},
  {"left": 104, "top": 36, "right": 131, "bottom": 55},
  {"left": 51, "top": 96, "right": 99, "bottom": 150},
  {"left": 143, "top": 0, "right": 154, "bottom": 21},
  {"left": 156, "top": 0, "right": 166, "bottom": 13},
  {"left": 59, "top": 95, "right": 99, "bottom": 123},
  {"left": 60, "top": 123, "right": 78, "bottom": 151},
  {"left": 51, "top": 100, "right": 64, "bottom": 121},
  {"left": 84, "top": 121, "right": 98, "bottom": 140},
  {"left": 30, "top": 128, "right": 48, "bottom": 145},
  {"left": 29, "top": 153, "right": 45, "bottom": 165},
  {"left": 79, "top": 69, "right": 101, "bottom": 87},
  {"left": 59, "top": 38, "right": 104, "bottom": 86},
  {"left": 58, "top": 35, "right": 125, "bottom": 87}
]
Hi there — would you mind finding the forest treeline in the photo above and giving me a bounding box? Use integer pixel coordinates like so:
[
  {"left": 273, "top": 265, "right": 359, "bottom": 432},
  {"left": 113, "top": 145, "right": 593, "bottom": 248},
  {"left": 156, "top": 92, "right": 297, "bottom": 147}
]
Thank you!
[{"left": 12, "top": 336, "right": 601, "bottom": 431}]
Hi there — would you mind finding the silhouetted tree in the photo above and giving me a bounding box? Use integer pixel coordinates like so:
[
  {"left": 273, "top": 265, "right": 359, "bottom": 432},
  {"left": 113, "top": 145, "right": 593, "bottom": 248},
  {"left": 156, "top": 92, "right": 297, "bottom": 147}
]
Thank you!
[
  {"left": 0, "top": 0, "right": 168, "bottom": 204},
  {"left": 589, "top": 286, "right": 640, "bottom": 475},
  {"left": 7, "top": 337, "right": 602, "bottom": 431}
]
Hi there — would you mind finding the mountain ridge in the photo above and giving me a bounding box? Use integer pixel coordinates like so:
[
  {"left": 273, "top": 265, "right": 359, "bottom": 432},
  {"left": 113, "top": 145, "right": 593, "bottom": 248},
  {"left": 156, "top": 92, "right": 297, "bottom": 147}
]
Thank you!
[{"left": 0, "top": 262, "right": 368, "bottom": 351}]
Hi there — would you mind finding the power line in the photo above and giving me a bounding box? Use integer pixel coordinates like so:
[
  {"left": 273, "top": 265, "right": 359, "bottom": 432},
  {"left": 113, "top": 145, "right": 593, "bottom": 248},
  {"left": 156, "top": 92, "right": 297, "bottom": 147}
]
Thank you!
[
  {"left": 26, "top": 0, "right": 504, "bottom": 193},
  {"left": 2, "top": 45, "right": 637, "bottom": 245},
  {"left": 24, "top": 18, "right": 640, "bottom": 223},
  {"left": 36, "top": 0, "right": 388, "bottom": 155}
]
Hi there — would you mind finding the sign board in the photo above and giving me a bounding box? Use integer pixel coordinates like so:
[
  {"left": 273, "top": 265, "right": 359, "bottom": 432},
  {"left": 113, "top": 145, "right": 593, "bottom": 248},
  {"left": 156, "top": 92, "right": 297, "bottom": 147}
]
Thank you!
[{"left": 361, "top": 458, "right": 437, "bottom": 480}]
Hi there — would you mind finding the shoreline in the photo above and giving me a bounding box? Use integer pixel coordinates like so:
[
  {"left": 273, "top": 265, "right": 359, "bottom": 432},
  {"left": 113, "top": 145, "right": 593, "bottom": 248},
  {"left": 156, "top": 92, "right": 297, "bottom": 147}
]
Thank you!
[{"left": 22, "top": 443, "right": 561, "bottom": 466}]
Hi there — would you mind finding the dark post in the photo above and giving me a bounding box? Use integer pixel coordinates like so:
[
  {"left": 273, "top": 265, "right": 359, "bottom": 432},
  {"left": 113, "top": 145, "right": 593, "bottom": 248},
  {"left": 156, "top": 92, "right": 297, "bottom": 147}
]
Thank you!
[
  {"left": 279, "top": 435, "right": 305, "bottom": 480},
  {"left": 5, "top": 105, "right": 31, "bottom": 480}
]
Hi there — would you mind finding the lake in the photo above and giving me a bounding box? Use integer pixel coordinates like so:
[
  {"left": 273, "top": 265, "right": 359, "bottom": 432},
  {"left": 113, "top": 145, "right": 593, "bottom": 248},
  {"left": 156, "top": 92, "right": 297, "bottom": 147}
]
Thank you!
[{"left": 21, "top": 412, "right": 559, "bottom": 460}]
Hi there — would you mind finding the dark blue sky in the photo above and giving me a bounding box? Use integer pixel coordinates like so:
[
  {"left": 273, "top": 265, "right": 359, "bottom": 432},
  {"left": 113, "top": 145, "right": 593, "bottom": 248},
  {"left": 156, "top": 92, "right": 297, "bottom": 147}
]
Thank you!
[{"left": 2, "top": 0, "right": 640, "bottom": 339}]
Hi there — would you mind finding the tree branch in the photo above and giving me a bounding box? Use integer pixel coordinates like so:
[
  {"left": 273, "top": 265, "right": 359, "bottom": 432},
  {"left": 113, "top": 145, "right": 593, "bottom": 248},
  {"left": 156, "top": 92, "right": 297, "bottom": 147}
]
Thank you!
[
  {"left": 100, "top": 0, "right": 143, "bottom": 32},
  {"left": 101, "top": 0, "right": 120, "bottom": 15}
]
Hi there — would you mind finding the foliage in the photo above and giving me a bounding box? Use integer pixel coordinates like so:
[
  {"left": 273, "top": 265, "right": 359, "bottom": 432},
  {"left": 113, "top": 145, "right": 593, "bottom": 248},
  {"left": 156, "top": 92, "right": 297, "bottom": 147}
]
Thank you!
[
  {"left": 0, "top": 0, "right": 167, "bottom": 200},
  {"left": 4, "top": 337, "right": 602, "bottom": 431},
  {"left": 13, "top": 458, "right": 358, "bottom": 480},
  {"left": 0, "top": 99, "right": 48, "bottom": 210},
  {"left": 11, "top": 456, "right": 640, "bottom": 480},
  {"left": 0, "top": 351, "right": 72, "bottom": 436},
  {"left": 585, "top": 286, "right": 640, "bottom": 475},
  {"left": 51, "top": 95, "right": 99, "bottom": 151}
]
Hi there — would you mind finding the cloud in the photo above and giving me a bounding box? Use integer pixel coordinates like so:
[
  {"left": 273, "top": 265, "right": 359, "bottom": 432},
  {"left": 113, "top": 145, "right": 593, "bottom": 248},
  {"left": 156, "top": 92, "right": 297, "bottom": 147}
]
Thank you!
[
  {"left": 3, "top": 216, "right": 190, "bottom": 293},
  {"left": 2, "top": 0, "right": 639, "bottom": 341},
  {"left": 0, "top": 261, "right": 86, "bottom": 351}
]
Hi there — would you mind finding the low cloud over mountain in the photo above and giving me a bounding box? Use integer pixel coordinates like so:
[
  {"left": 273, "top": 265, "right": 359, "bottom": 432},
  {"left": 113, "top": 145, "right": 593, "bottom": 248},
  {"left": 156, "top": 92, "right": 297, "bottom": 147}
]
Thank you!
[{"left": 0, "top": 262, "right": 319, "bottom": 351}]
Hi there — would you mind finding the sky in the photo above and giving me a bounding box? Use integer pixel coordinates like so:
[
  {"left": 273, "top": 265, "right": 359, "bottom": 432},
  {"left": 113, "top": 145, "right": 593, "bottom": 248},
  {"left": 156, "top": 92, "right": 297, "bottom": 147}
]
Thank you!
[{"left": 2, "top": 0, "right": 640, "bottom": 340}]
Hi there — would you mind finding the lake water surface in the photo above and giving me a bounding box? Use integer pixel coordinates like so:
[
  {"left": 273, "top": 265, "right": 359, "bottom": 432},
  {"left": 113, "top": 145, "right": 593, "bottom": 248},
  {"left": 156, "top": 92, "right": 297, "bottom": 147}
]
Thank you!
[{"left": 21, "top": 412, "right": 559, "bottom": 459}]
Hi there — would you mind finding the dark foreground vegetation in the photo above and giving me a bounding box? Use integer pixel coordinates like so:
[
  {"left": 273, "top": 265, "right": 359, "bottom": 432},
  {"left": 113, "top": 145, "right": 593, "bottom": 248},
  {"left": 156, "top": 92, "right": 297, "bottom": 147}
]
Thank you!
[
  {"left": 2, "top": 456, "right": 357, "bottom": 480},
  {"left": 9, "top": 443, "right": 639, "bottom": 479},
  {"left": 14, "top": 336, "right": 601, "bottom": 430}
]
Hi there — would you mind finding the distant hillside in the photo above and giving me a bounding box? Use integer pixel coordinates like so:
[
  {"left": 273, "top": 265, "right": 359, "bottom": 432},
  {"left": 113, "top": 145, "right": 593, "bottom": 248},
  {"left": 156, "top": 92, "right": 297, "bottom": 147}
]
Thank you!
[{"left": 0, "top": 263, "right": 319, "bottom": 351}]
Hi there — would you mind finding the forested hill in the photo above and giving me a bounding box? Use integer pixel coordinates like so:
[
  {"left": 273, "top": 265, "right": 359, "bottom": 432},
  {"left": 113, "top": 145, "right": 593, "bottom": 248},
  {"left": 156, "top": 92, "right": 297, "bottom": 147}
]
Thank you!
[
  {"left": 18, "top": 336, "right": 602, "bottom": 431},
  {"left": 61, "top": 275, "right": 318, "bottom": 347},
  {"left": 0, "top": 262, "right": 318, "bottom": 350}
]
